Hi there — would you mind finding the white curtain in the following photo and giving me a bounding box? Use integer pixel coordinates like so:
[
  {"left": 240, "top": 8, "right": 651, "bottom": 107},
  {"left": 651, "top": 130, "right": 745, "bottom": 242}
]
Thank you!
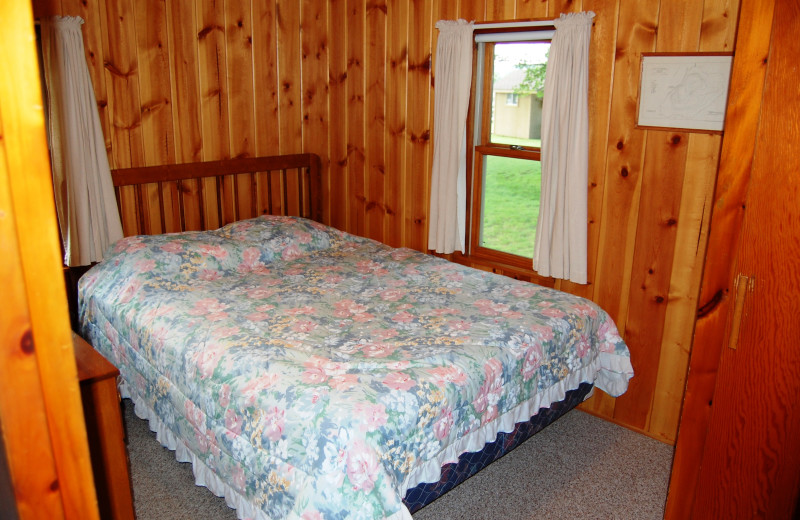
[
  {"left": 428, "top": 19, "right": 474, "bottom": 254},
  {"left": 41, "top": 16, "right": 122, "bottom": 267},
  {"left": 533, "top": 12, "right": 594, "bottom": 283}
]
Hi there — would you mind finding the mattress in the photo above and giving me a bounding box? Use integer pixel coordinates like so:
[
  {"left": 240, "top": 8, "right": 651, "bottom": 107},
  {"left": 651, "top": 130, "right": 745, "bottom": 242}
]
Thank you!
[{"left": 79, "top": 215, "right": 633, "bottom": 519}]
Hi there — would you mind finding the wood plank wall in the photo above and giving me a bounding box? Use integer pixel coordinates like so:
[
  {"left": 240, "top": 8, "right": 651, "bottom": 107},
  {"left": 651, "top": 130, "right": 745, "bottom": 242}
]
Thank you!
[{"left": 31, "top": 0, "right": 740, "bottom": 444}]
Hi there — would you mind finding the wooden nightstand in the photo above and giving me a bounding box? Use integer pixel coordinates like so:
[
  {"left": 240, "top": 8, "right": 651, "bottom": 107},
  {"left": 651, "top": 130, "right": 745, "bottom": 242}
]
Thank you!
[{"left": 73, "top": 332, "right": 135, "bottom": 520}]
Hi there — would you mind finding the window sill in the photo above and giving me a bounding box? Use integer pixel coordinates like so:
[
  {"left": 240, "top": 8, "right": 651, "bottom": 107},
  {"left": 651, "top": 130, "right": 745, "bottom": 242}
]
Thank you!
[{"left": 435, "top": 250, "right": 556, "bottom": 288}]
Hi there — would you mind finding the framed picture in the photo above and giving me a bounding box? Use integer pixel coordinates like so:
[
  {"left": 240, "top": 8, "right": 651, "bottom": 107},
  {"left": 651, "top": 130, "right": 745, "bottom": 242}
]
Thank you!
[{"left": 636, "top": 53, "right": 733, "bottom": 133}]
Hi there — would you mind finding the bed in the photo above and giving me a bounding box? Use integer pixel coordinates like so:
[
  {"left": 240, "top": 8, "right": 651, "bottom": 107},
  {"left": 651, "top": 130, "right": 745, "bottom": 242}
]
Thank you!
[{"left": 78, "top": 154, "right": 633, "bottom": 519}]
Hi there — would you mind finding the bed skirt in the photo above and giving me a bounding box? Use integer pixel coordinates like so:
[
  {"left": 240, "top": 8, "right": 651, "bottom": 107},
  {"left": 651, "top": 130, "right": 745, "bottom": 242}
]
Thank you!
[
  {"left": 123, "top": 379, "right": 593, "bottom": 517},
  {"left": 403, "top": 382, "right": 594, "bottom": 513}
]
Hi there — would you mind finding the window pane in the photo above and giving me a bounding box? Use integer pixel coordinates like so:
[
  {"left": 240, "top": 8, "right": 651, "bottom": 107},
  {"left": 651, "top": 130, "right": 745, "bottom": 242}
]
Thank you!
[
  {"left": 480, "top": 155, "right": 541, "bottom": 258},
  {"left": 491, "top": 42, "right": 549, "bottom": 148}
]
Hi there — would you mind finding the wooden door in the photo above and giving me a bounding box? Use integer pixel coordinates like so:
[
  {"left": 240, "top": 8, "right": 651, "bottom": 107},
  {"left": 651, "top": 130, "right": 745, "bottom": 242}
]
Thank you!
[
  {"left": 0, "top": 1, "right": 99, "bottom": 518},
  {"left": 666, "top": 0, "right": 800, "bottom": 517}
]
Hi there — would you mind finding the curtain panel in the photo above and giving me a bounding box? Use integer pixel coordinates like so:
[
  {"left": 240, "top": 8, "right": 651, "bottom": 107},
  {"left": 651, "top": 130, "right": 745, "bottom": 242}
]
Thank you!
[
  {"left": 41, "top": 16, "right": 122, "bottom": 267},
  {"left": 534, "top": 12, "right": 594, "bottom": 284},
  {"left": 428, "top": 19, "right": 474, "bottom": 254}
]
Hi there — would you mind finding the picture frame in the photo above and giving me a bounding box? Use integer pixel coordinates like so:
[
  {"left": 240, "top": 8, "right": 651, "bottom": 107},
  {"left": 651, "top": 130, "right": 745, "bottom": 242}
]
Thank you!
[{"left": 636, "top": 52, "right": 734, "bottom": 133}]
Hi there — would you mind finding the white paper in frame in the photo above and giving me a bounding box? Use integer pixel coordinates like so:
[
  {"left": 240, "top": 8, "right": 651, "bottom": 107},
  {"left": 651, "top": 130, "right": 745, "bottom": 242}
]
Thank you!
[{"left": 636, "top": 53, "right": 733, "bottom": 133}]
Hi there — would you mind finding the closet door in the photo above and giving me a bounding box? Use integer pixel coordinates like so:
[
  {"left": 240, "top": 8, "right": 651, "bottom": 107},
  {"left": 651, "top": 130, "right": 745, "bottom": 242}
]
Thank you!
[
  {"left": 691, "top": 0, "right": 800, "bottom": 514},
  {"left": 667, "top": 0, "right": 800, "bottom": 517},
  {"left": 0, "top": 2, "right": 99, "bottom": 518}
]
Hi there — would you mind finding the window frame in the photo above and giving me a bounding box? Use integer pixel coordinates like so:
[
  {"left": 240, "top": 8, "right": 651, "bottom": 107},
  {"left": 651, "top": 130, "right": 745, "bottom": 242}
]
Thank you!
[{"left": 465, "top": 28, "right": 553, "bottom": 273}]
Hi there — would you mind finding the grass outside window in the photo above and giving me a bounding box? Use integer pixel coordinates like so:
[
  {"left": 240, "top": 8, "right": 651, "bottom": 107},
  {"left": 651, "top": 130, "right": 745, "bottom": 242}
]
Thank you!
[{"left": 480, "top": 153, "right": 541, "bottom": 258}]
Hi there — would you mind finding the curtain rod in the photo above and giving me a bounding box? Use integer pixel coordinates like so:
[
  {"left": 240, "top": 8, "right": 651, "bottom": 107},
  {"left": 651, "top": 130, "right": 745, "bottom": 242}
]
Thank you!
[
  {"left": 473, "top": 20, "right": 555, "bottom": 30},
  {"left": 472, "top": 20, "right": 556, "bottom": 42}
]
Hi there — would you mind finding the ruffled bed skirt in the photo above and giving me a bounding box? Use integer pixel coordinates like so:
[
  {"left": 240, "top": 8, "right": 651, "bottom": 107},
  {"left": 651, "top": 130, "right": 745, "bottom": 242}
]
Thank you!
[{"left": 122, "top": 375, "right": 595, "bottom": 519}]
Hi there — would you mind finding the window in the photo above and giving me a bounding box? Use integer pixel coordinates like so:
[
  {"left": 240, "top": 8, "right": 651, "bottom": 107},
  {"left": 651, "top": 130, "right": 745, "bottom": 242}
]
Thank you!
[{"left": 468, "top": 29, "right": 552, "bottom": 267}]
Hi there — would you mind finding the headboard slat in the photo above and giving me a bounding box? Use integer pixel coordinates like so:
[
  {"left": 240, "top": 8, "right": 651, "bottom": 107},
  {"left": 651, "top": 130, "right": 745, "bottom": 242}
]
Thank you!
[{"left": 110, "top": 154, "right": 322, "bottom": 235}]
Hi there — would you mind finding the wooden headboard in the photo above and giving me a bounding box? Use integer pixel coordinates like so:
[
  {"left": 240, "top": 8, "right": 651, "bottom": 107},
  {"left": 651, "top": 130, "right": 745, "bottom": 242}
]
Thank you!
[{"left": 111, "top": 153, "right": 322, "bottom": 236}]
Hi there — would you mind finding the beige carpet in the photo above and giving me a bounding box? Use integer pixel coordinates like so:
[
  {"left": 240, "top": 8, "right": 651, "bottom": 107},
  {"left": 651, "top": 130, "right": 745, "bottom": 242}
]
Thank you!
[{"left": 123, "top": 399, "right": 673, "bottom": 519}]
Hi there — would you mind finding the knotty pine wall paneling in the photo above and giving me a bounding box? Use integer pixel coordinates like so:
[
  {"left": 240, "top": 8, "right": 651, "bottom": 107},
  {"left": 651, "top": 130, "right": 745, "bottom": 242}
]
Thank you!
[
  {"left": 646, "top": 0, "right": 735, "bottom": 441},
  {"left": 328, "top": 0, "right": 348, "bottom": 231},
  {"left": 165, "top": 0, "right": 202, "bottom": 233},
  {"left": 405, "top": 0, "right": 434, "bottom": 252},
  {"left": 386, "top": 0, "right": 408, "bottom": 248},
  {"left": 587, "top": 0, "right": 659, "bottom": 419},
  {"left": 612, "top": 1, "right": 702, "bottom": 432},
  {"left": 346, "top": 0, "right": 367, "bottom": 237},
  {"left": 366, "top": 1, "right": 387, "bottom": 244},
  {"left": 30, "top": 0, "right": 740, "bottom": 444},
  {"left": 252, "top": 2, "right": 282, "bottom": 220},
  {"left": 302, "top": 1, "right": 330, "bottom": 223},
  {"left": 226, "top": 0, "right": 256, "bottom": 220},
  {"left": 136, "top": 0, "right": 174, "bottom": 234}
]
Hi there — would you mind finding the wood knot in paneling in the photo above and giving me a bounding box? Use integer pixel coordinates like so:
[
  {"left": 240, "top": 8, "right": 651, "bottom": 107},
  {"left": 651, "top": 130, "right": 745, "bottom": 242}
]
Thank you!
[
  {"left": 635, "top": 21, "right": 658, "bottom": 38},
  {"left": 409, "top": 54, "right": 432, "bottom": 72},
  {"left": 114, "top": 119, "right": 142, "bottom": 131},
  {"left": 141, "top": 98, "right": 169, "bottom": 114},
  {"left": 20, "top": 329, "right": 34, "bottom": 355},
  {"left": 391, "top": 47, "right": 408, "bottom": 68},
  {"left": 197, "top": 25, "right": 224, "bottom": 40},
  {"left": 346, "top": 144, "right": 365, "bottom": 160},
  {"left": 390, "top": 124, "right": 406, "bottom": 137},
  {"left": 410, "top": 130, "right": 430, "bottom": 144},
  {"left": 366, "top": 1, "right": 388, "bottom": 15},
  {"left": 104, "top": 60, "right": 137, "bottom": 78},
  {"left": 364, "top": 200, "right": 386, "bottom": 212}
]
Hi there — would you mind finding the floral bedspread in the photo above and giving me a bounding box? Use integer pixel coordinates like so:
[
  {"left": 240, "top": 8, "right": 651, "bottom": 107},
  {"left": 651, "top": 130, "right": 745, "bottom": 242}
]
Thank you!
[{"left": 79, "top": 216, "right": 633, "bottom": 520}]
